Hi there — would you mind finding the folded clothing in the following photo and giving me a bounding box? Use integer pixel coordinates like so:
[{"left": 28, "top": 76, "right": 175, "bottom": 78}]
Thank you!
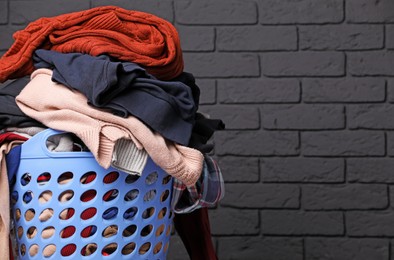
[{"left": 0, "top": 5, "right": 183, "bottom": 82}]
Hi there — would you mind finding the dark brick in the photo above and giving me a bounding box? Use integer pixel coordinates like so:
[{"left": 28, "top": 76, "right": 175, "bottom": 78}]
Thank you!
[
  {"left": 261, "top": 52, "right": 344, "bottom": 76},
  {"left": 209, "top": 208, "right": 259, "bottom": 235},
  {"left": 348, "top": 51, "right": 394, "bottom": 76},
  {"left": 214, "top": 131, "right": 299, "bottom": 156},
  {"left": 348, "top": 158, "right": 394, "bottom": 183},
  {"left": 217, "top": 26, "right": 296, "bottom": 51},
  {"left": 196, "top": 79, "right": 216, "bottom": 105},
  {"left": 0, "top": 26, "right": 25, "bottom": 50},
  {"left": 216, "top": 156, "right": 259, "bottom": 182},
  {"left": 218, "top": 78, "right": 300, "bottom": 104},
  {"left": 0, "top": 2, "right": 7, "bottom": 24},
  {"left": 10, "top": 0, "right": 90, "bottom": 24},
  {"left": 302, "top": 184, "right": 388, "bottom": 210},
  {"left": 167, "top": 235, "right": 190, "bottom": 260},
  {"left": 347, "top": 0, "right": 394, "bottom": 23},
  {"left": 221, "top": 183, "right": 300, "bottom": 208},
  {"left": 176, "top": 26, "right": 214, "bottom": 52},
  {"left": 218, "top": 237, "right": 303, "bottom": 260},
  {"left": 175, "top": 0, "right": 257, "bottom": 25},
  {"left": 184, "top": 53, "right": 259, "bottom": 78},
  {"left": 260, "top": 0, "right": 343, "bottom": 24},
  {"left": 200, "top": 105, "right": 259, "bottom": 130},
  {"left": 387, "top": 25, "right": 394, "bottom": 49},
  {"left": 261, "top": 210, "right": 344, "bottom": 235},
  {"left": 386, "top": 132, "right": 394, "bottom": 156},
  {"left": 347, "top": 211, "right": 394, "bottom": 236},
  {"left": 305, "top": 238, "right": 389, "bottom": 260},
  {"left": 92, "top": 0, "right": 174, "bottom": 22},
  {"left": 302, "top": 131, "right": 385, "bottom": 156},
  {"left": 299, "top": 25, "right": 384, "bottom": 50},
  {"left": 387, "top": 80, "right": 394, "bottom": 103},
  {"left": 261, "top": 158, "right": 344, "bottom": 183},
  {"left": 261, "top": 104, "right": 345, "bottom": 130},
  {"left": 348, "top": 104, "right": 394, "bottom": 129},
  {"left": 303, "top": 78, "right": 385, "bottom": 103}
]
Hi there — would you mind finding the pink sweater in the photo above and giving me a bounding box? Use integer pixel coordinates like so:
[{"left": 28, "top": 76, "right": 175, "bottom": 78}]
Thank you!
[{"left": 16, "top": 68, "right": 203, "bottom": 186}]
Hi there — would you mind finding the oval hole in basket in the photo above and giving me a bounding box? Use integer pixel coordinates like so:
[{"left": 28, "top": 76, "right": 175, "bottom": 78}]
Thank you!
[
  {"left": 21, "top": 173, "right": 31, "bottom": 186},
  {"left": 145, "top": 172, "right": 158, "bottom": 185},
  {"left": 41, "top": 226, "right": 55, "bottom": 239},
  {"left": 160, "top": 190, "right": 170, "bottom": 202},
  {"left": 125, "top": 174, "right": 139, "bottom": 184},
  {"left": 80, "top": 207, "right": 97, "bottom": 220},
  {"left": 102, "top": 225, "right": 118, "bottom": 238},
  {"left": 59, "top": 208, "right": 75, "bottom": 220},
  {"left": 102, "top": 207, "right": 118, "bottom": 220},
  {"left": 138, "top": 242, "right": 151, "bottom": 255},
  {"left": 103, "top": 189, "right": 118, "bottom": 202},
  {"left": 43, "top": 244, "right": 56, "bottom": 258},
  {"left": 103, "top": 171, "right": 119, "bottom": 184},
  {"left": 124, "top": 189, "right": 139, "bottom": 202},
  {"left": 158, "top": 207, "right": 167, "bottom": 220},
  {"left": 81, "top": 243, "right": 97, "bottom": 256},
  {"left": 122, "top": 242, "right": 136, "bottom": 255},
  {"left": 58, "top": 190, "right": 74, "bottom": 203},
  {"left": 122, "top": 224, "right": 137, "bottom": 237},
  {"left": 80, "top": 171, "right": 96, "bottom": 184},
  {"left": 166, "top": 224, "right": 172, "bottom": 236},
  {"left": 39, "top": 208, "right": 54, "bottom": 222},
  {"left": 29, "top": 244, "right": 39, "bottom": 257},
  {"left": 24, "top": 208, "right": 35, "bottom": 221},
  {"left": 15, "top": 208, "right": 21, "bottom": 221},
  {"left": 38, "top": 190, "right": 52, "bottom": 204},
  {"left": 162, "top": 175, "right": 172, "bottom": 185},
  {"left": 61, "top": 244, "right": 76, "bottom": 257},
  {"left": 153, "top": 242, "right": 163, "bottom": 255},
  {"left": 80, "top": 189, "right": 97, "bottom": 202},
  {"left": 11, "top": 191, "right": 18, "bottom": 204},
  {"left": 23, "top": 190, "right": 33, "bottom": 204},
  {"left": 57, "top": 171, "right": 73, "bottom": 185},
  {"left": 142, "top": 207, "right": 155, "bottom": 219},
  {"left": 143, "top": 189, "right": 156, "bottom": 202},
  {"left": 155, "top": 224, "right": 165, "bottom": 237},
  {"left": 101, "top": 243, "right": 117, "bottom": 256},
  {"left": 81, "top": 225, "right": 97, "bottom": 238},
  {"left": 27, "top": 226, "right": 37, "bottom": 239},
  {"left": 37, "top": 172, "right": 51, "bottom": 185},
  {"left": 17, "top": 226, "right": 24, "bottom": 239},
  {"left": 140, "top": 224, "right": 153, "bottom": 237},
  {"left": 60, "top": 226, "right": 76, "bottom": 239},
  {"left": 20, "top": 244, "right": 26, "bottom": 256},
  {"left": 163, "top": 242, "right": 169, "bottom": 253},
  {"left": 123, "top": 207, "right": 138, "bottom": 220}
]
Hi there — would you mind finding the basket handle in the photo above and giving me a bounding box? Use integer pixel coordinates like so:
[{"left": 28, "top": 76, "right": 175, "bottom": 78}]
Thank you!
[{"left": 21, "top": 128, "right": 94, "bottom": 159}]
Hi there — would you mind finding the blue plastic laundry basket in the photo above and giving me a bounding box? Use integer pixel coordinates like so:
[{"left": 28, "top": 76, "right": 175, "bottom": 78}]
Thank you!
[{"left": 10, "top": 129, "right": 174, "bottom": 259}]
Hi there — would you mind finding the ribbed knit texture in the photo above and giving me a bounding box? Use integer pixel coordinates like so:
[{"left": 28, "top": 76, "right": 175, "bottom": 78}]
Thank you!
[
  {"left": 15, "top": 68, "right": 203, "bottom": 186},
  {"left": 112, "top": 138, "right": 148, "bottom": 176},
  {"left": 0, "top": 5, "right": 183, "bottom": 82}
]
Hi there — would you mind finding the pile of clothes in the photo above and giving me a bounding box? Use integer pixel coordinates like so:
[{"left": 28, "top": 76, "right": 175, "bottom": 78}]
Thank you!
[{"left": 0, "top": 5, "right": 224, "bottom": 260}]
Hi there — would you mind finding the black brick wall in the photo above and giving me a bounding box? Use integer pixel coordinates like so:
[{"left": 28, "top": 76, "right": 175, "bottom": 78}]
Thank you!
[{"left": 0, "top": 0, "right": 393, "bottom": 259}]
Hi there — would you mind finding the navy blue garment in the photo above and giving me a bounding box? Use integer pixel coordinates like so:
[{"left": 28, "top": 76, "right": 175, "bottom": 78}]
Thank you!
[
  {"left": 0, "top": 77, "right": 44, "bottom": 130},
  {"left": 33, "top": 49, "right": 198, "bottom": 145}
]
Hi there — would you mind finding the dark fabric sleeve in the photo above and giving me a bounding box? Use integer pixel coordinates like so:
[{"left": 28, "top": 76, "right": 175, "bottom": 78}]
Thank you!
[{"left": 173, "top": 207, "right": 218, "bottom": 260}]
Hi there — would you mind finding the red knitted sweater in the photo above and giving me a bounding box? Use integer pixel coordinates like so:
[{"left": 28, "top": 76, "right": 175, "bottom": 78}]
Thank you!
[{"left": 0, "top": 6, "right": 183, "bottom": 82}]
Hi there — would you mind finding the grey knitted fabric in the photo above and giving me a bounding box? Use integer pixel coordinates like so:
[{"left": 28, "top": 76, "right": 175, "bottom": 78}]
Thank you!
[{"left": 112, "top": 138, "right": 148, "bottom": 175}]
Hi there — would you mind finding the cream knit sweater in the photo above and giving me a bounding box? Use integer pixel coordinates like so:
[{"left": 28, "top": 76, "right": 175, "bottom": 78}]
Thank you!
[{"left": 16, "top": 68, "right": 203, "bottom": 186}]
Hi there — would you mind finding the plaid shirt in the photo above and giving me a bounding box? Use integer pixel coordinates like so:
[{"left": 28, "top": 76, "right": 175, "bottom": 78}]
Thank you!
[{"left": 171, "top": 155, "right": 225, "bottom": 214}]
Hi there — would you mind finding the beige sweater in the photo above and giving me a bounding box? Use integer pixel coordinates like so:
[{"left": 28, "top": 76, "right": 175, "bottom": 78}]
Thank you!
[{"left": 16, "top": 68, "right": 203, "bottom": 186}]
